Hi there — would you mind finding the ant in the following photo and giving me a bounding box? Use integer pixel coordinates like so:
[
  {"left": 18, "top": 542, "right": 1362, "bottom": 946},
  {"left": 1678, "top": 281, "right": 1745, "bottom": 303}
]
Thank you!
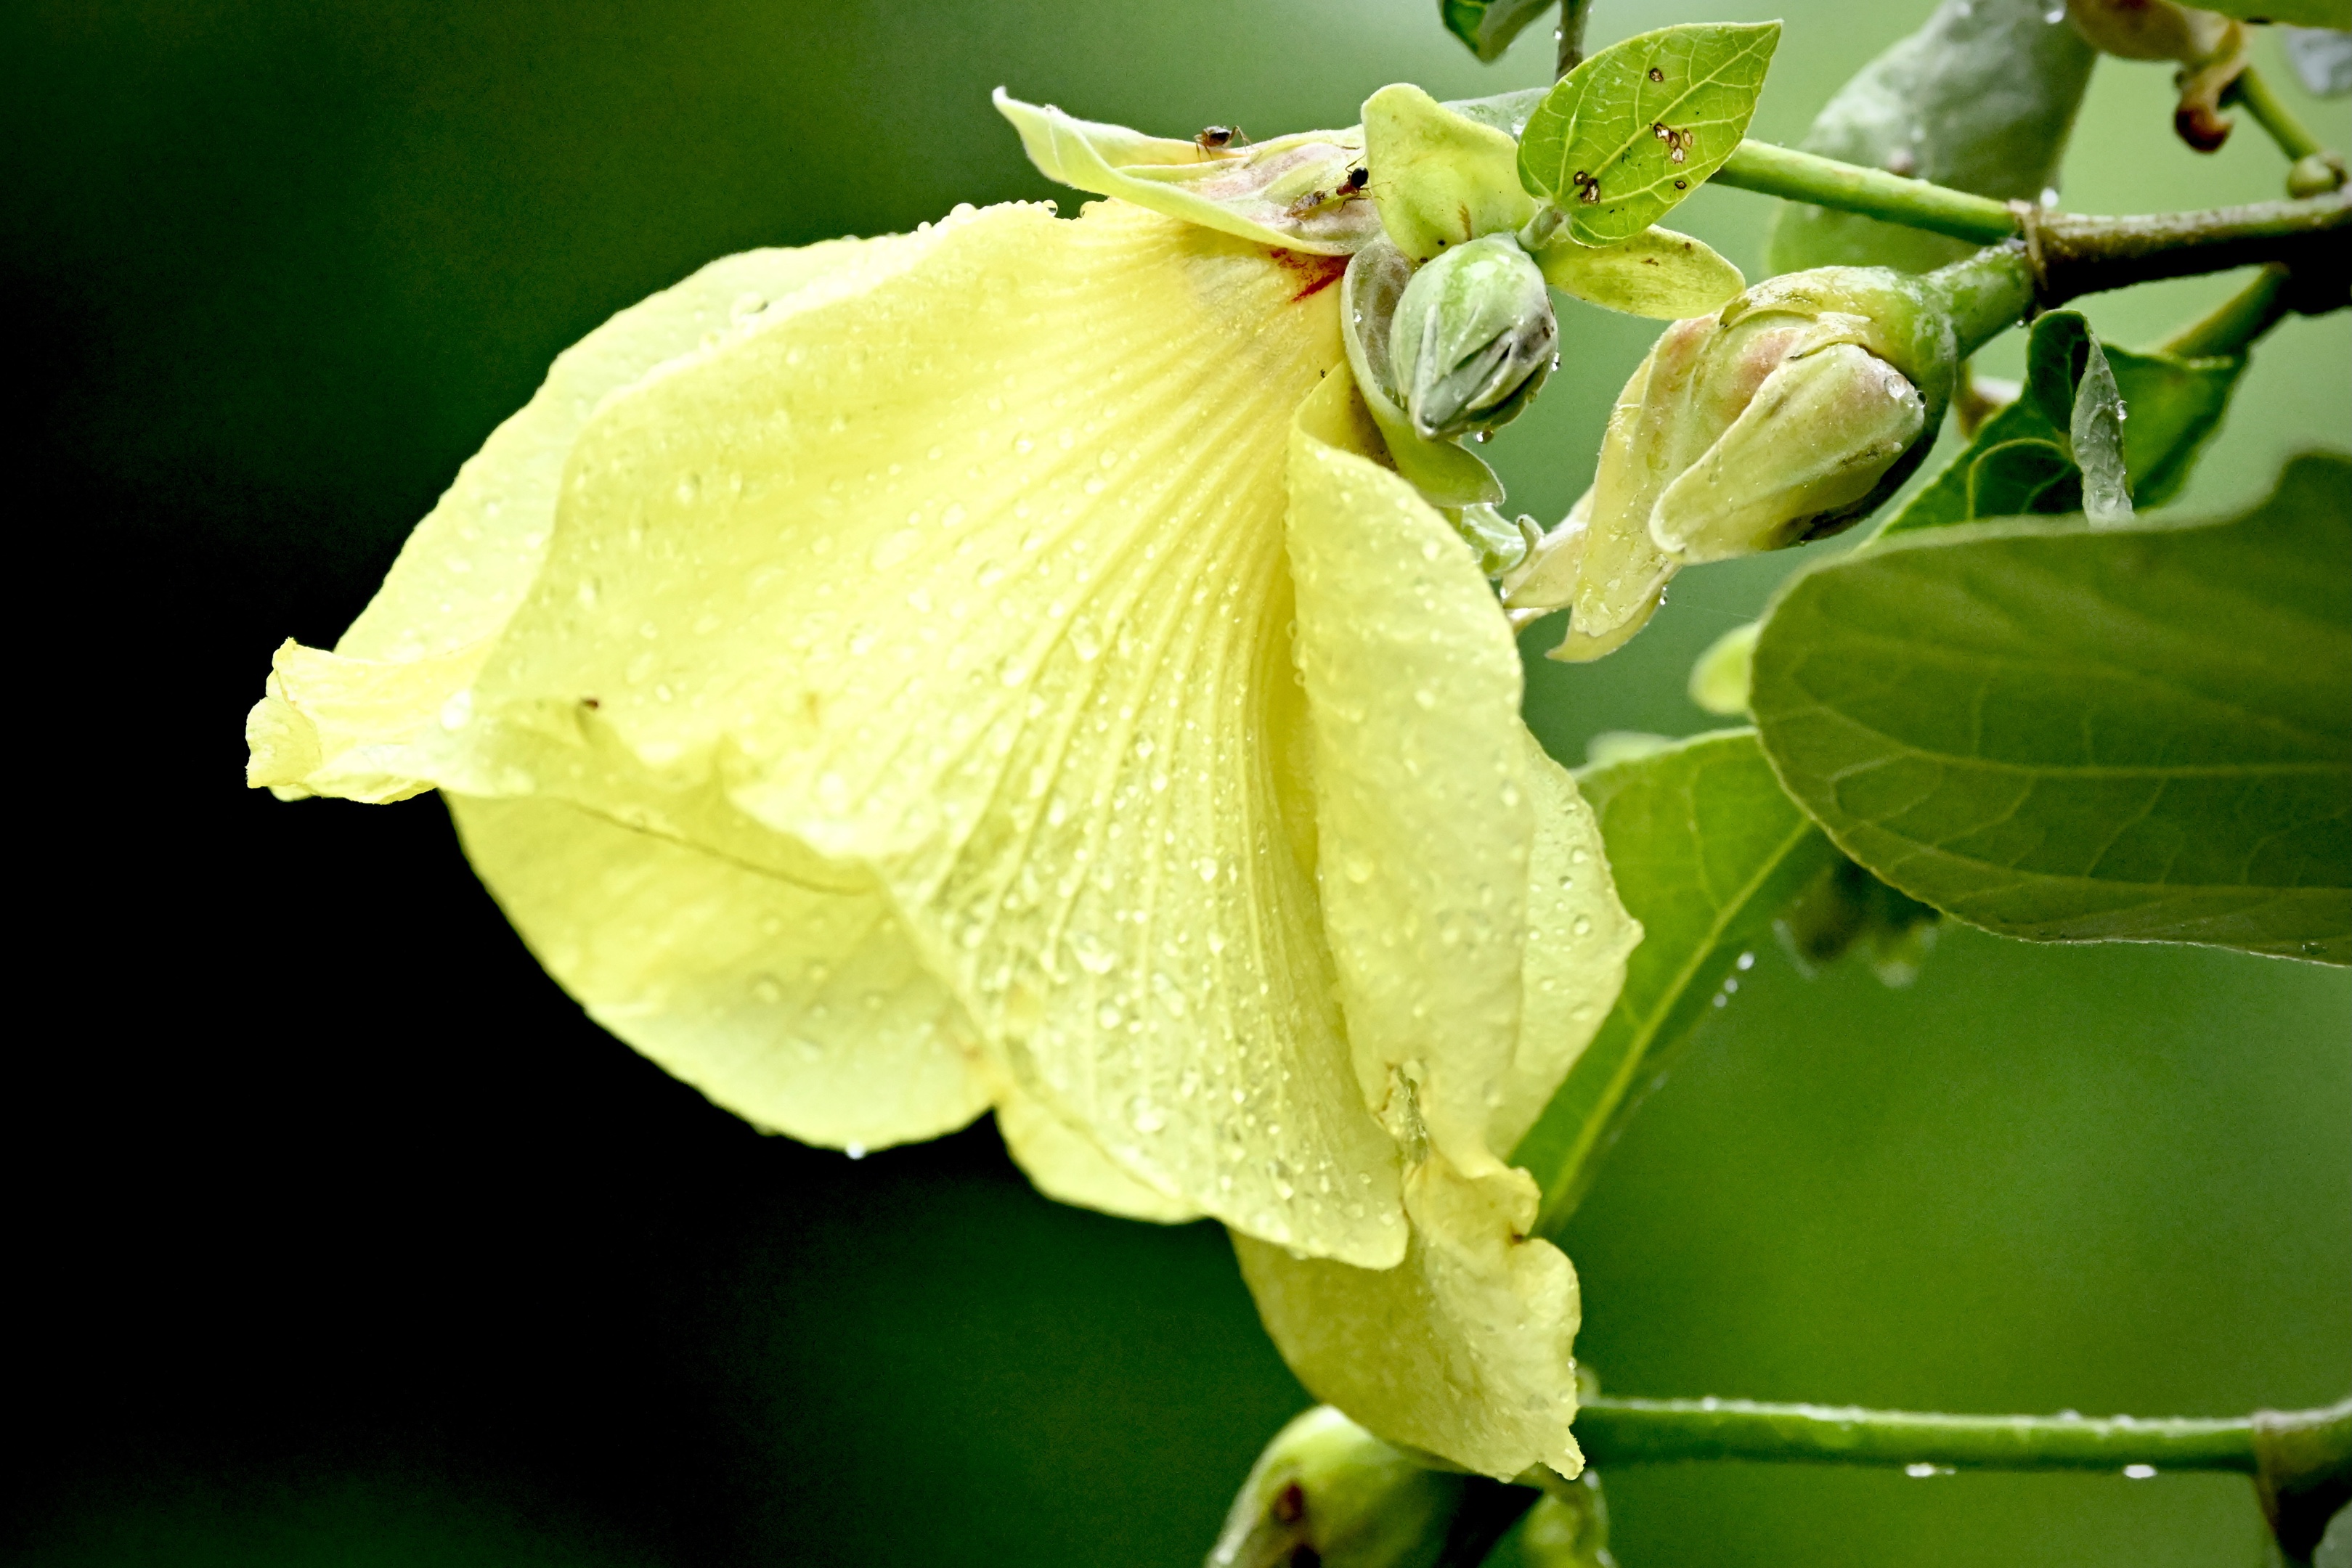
[{"left": 1284, "top": 163, "right": 1369, "bottom": 219}]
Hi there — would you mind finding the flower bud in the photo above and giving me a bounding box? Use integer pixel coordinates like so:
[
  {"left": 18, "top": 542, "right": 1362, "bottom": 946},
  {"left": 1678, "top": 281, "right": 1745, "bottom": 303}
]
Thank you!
[
  {"left": 1208, "top": 1405, "right": 1467, "bottom": 1568},
  {"left": 1388, "top": 233, "right": 1558, "bottom": 442},
  {"left": 1515, "top": 1471, "right": 1615, "bottom": 1568},
  {"left": 1507, "top": 266, "right": 1956, "bottom": 661}
]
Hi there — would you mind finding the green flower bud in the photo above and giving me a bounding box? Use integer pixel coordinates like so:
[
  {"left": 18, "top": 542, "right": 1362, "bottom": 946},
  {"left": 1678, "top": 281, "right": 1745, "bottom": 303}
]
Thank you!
[
  {"left": 1208, "top": 1406, "right": 1467, "bottom": 1568},
  {"left": 1505, "top": 262, "right": 1989, "bottom": 661},
  {"left": 1388, "top": 233, "right": 1558, "bottom": 442},
  {"left": 1513, "top": 1471, "right": 1616, "bottom": 1568},
  {"left": 1686, "top": 621, "right": 1759, "bottom": 716}
]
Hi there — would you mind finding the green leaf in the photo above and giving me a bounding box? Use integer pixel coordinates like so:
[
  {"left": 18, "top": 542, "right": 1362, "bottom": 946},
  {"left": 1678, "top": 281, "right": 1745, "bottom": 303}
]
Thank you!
[
  {"left": 1531, "top": 224, "right": 1746, "bottom": 319},
  {"left": 1881, "top": 311, "right": 2245, "bottom": 537},
  {"left": 1514, "top": 730, "right": 1837, "bottom": 1233},
  {"left": 1966, "top": 437, "right": 2079, "bottom": 519},
  {"left": 1751, "top": 453, "right": 2352, "bottom": 965},
  {"left": 2194, "top": 0, "right": 2349, "bottom": 27},
  {"left": 1439, "top": 0, "right": 1559, "bottom": 63},
  {"left": 1517, "top": 23, "right": 1781, "bottom": 245},
  {"left": 1766, "top": 0, "right": 2096, "bottom": 276}
]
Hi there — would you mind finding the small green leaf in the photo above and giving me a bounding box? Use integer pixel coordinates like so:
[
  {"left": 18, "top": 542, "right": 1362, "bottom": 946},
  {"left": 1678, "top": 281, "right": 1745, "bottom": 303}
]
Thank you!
[
  {"left": 1882, "top": 311, "right": 2245, "bottom": 536},
  {"left": 1518, "top": 23, "right": 1781, "bottom": 245},
  {"left": 1752, "top": 453, "right": 2352, "bottom": 965},
  {"left": 1514, "top": 730, "right": 1836, "bottom": 1233},
  {"left": 1439, "top": 0, "right": 1560, "bottom": 63},
  {"left": 1532, "top": 224, "right": 1746, "bottom": 319},
  {"left": 1966, "top": 437, "right": 2078, "bottom": 519}
]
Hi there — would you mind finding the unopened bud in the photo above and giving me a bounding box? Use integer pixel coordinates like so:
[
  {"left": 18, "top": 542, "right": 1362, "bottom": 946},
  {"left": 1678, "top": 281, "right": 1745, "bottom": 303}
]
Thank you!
[
  {"left": 1389, "top": 234, "right": 1558, "bottom": 442},
  {"left": 1687, "top": 621, "right": 1759, "bottom": 716},
  {"left": 1509, "top": 266, "right": 1956, "bottom": 661},
  {"left": 1515, "top": 1471, "right": 1616, "bottom": 1568},
  {"left": 1645, "top": 325, "right": 1926, "bottom": 563},
  {"left": 1208, "top": 1406, "right": 1466, "bottom": 1568}
]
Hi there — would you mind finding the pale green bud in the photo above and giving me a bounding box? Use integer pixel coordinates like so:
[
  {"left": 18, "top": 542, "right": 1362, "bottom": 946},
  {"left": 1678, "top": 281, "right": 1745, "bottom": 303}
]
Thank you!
[
  {"left": 1645, "top": 330, "right": 1926, "bottom": 563},
  {"left": 1388, "top": 233, "right": 1558, "bottom": 442},
  {"left": 1207, "top": 1406, "right": 1466, "bottom": 1568},
  {"left": 1619, "top": 269, "right": 1949, "bottom": 567},
  {"left": 1510, "top": 264, "right": 1968, "bottom": 661},
  {"left": 1686, "top": 621, "right": 1759, "bottom": 716},
  {"left": 1514, "top": 1471, "right": 1616, "bottom": 1568}
]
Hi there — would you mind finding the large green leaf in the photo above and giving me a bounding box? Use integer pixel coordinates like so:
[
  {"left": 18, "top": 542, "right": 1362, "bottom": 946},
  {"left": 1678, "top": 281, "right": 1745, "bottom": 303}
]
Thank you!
[
  {"left": 1518, "top": 23, "right": 1780, "bottom": 245},
  {"left": 1514, "top": 730, "right": 1836, "bottom": 1234},
  {"left": 1881, "top": 311, "right": 2246, "bottom": 537},
  {"left": 1767, "top": 0, "right": 2096, "bottom": 276},
  {"left": 1753, "top": 453, "right": 2352, "bottom": 965}
]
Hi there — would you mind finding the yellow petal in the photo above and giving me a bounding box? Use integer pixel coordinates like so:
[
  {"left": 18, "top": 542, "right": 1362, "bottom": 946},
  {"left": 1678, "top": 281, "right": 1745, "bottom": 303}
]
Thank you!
[
  {"left": 993, "top": 91, "right": 1379, "bottom": 255},
  {"left": 1284, "top": 370, "right": 1533, "bottom": 1171},
  {"left": 440, "top": 200, "right": 1406, "bottom": 1265},
  {"left": 1495, "top": 733, "right": 1640, "bottom": 1155},
  {"left": 447, "top": 791, "right": 990, "bottom": 1151},
  {"left": 1234, "top": 1153, "right": 1584, "bottom": 1481},
  {"left": 996, "top": 1088, "right": 1203, "bottom": 1223},
  {"left": 1552, "top": 333, "right": 1682, "bottom": 661},
  {"left": 248, "top": 232, "right": 936, "bottom": 799},
  {"left": 247, "top": 638, "right": 493, "bottom": 802},
  {"left": 1246, "top": 370, "right": 1630, "bottom": 1480}
]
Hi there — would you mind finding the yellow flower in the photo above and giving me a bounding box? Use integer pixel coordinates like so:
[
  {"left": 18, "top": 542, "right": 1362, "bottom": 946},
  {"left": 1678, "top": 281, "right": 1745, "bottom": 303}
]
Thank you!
[{"left": 245, "top": 101, "right": 1640, "bottom": 1479}]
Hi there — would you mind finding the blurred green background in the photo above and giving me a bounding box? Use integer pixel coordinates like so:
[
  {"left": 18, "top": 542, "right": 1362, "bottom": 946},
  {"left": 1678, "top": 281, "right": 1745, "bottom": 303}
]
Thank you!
[{"left": 8, "top": 1, "right": 2346, "bottom": 1564}]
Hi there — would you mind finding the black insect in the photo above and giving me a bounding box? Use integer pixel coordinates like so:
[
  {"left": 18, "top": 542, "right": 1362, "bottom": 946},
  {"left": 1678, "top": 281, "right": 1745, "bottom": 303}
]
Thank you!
[
  {"left": 1285, "top": 163, "right": 1370, "bottom": 219},
  {"left": 1195, "top": 124, "right": 1248, "bottom": 154}
]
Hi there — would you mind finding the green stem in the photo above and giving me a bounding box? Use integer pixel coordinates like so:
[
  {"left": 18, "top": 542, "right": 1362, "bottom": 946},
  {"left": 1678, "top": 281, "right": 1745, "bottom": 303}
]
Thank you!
[
  {"left": 1714, "top": 139, "right": 2019, "bottom": 245},
  {"left": 2229, "top": 64, "right": 2324, "bottom": 164},
  {"left": 1712, "top": 140, "right": 2352, "bottom": 308},
  {"left": 2161, "top": 264, "right": 2292, "bottom": 358},
  {"left": 2035, "top": 191, "right": 2352, "bottom": 306},
  {"left": 1574, "top": 1395, "right": 2352, "bottom": 1476},
  {"left": 1555, "top": 0, "right": 1592, "bottom": 77},
  {"left": 1928, "top": 245, "right": 2038, "bottom": 359}
]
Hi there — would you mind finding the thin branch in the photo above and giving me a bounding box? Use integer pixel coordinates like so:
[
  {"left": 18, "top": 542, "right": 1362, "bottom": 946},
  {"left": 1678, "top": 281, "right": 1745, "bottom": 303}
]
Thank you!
[
  {"left": 1573, "top": 1394, "right": 2352, "bottom": 1476},
  {"left": 1712, "top": 140, "right": 2019, "bottom": 243},
  {"left": 2229, "top": 64, "right": 2326, "bottom": 165},
  {"left": 1555, "top": 0, "right": 1592, "bottom": 78}
]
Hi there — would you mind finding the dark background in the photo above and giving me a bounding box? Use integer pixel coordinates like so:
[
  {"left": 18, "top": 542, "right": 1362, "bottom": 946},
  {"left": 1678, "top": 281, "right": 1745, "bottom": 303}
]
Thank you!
[{"left": 9, "top": 2, "right": 2348, "bottom": 1564}]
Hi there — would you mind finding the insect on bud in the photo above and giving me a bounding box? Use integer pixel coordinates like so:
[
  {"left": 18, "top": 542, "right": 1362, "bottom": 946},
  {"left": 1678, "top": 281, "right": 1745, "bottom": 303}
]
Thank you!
[
  {"left": 1388, "top": 233, "right": 1558, "bottom": 442},
  {"left": 1206, "top": 1405, "right": 1467, "bottom": 1568}
]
